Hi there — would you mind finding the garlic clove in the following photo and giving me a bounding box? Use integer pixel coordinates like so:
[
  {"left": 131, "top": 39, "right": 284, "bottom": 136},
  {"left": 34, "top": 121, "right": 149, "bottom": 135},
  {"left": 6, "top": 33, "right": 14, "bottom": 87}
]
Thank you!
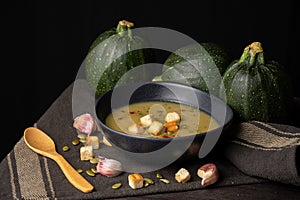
[
  {"left": 73, "top": 113, "right": 96, "bottom": 135},
  {"left": 96, "top": 156, "right": 123, "bottom": 177},
  {"left": 197, "top": 163, "right": 219, "bottom": 187}
]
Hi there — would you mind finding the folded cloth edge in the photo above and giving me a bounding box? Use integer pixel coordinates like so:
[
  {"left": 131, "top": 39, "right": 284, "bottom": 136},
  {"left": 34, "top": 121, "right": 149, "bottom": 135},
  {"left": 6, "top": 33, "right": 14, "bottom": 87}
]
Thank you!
[{"left": 223, "top": 121, "right": 300, "bottom": 186}]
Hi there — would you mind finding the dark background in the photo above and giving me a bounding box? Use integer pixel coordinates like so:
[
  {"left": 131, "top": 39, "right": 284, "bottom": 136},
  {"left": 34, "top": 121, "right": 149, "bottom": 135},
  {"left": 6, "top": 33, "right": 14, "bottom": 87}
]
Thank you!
[{"left": 1, "top": 0, "right": 299, "bottom": 162}]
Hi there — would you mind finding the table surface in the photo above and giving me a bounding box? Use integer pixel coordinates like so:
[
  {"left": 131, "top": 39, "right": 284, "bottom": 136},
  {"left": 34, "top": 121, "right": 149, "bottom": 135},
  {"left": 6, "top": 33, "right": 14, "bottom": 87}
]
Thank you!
[{"left": 1, "top": 82, "right": 299, "bottom": 200}]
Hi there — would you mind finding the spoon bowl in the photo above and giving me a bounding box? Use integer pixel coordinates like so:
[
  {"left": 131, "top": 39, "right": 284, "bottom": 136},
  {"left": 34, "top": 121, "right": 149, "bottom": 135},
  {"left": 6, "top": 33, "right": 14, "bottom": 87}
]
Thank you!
[
  {"left": 24, "top": 127, "right": 57, "bottom": 157},
  {"left": 24, "top": 127, "right": 94, "bottom": 193}
]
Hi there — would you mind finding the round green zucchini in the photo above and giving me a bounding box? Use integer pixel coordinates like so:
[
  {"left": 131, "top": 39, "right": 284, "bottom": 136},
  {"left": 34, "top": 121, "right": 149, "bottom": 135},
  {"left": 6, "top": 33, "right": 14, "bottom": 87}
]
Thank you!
[
  {"left": 221, "top": 42, "right": 293, "bottom": 122},
  {"left": 85, "top": 20, "right": 153, "bottom": 96},
  {"left": 153, "top": 42, "right": 232, "bottom": 96}
]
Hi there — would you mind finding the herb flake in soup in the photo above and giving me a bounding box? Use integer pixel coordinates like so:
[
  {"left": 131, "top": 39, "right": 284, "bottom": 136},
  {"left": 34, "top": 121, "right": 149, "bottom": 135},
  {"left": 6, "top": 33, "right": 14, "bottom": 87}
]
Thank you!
[{"left": 105, "top": 101, "right": 219, "bottom": 138}]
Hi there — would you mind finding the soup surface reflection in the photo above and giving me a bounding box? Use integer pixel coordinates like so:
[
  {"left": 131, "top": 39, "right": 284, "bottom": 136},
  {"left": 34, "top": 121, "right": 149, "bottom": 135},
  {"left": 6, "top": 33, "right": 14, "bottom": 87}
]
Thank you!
[{"left": 105, "top": 101, "right": 219, "bottom": 138}]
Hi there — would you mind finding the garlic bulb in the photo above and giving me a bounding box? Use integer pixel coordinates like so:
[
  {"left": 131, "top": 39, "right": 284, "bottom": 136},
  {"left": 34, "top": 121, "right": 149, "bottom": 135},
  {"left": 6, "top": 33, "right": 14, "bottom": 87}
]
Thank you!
[
  {"left": 96, "top": 156, "right": 123, "bottom": 177},
  {"left": 73, "top": 113, "right": 96, "bottom": 135}
]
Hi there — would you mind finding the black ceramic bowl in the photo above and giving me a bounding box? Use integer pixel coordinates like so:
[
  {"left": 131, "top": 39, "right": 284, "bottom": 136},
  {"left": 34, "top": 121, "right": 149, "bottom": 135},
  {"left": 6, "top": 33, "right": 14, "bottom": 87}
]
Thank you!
[{"left": 95, "top": 81, "right": 233, "bottom": 163}]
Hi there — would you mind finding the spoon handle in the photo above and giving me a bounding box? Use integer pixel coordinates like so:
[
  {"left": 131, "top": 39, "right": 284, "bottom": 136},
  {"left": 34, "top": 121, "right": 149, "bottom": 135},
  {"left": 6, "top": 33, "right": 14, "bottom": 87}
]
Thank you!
[{"left": 53, "top": 153, "right": 94, "bottom": 193}]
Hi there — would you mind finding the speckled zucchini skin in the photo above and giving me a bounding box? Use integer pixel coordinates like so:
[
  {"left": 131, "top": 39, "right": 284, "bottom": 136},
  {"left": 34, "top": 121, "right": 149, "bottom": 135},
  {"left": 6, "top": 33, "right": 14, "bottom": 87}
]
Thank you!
[
  {"left": 159, "top": 42, "right": 231, "bottom": 96},
  {"left": 85, "top": 20, "right": 153, "bottom": 96},
  {"left": 221, "top": 42, "right": 293, "bottom": 122}
]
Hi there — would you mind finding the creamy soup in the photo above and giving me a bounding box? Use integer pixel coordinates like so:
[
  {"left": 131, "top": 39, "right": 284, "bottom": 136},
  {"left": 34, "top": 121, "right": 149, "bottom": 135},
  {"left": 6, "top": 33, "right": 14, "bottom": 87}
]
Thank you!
[{"left": 105, "top": 101, "right": 219, "bottom": 138}]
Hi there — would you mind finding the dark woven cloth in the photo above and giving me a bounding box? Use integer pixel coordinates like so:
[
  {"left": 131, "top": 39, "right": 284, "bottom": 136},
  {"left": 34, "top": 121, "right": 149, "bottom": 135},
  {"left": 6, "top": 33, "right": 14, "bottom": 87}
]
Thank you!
[
  {"left": 0, "top": 82, "right": 299, "bottom": 199},
  {"left": 223, "top": 121, "right": 300, "bottom": 186}
]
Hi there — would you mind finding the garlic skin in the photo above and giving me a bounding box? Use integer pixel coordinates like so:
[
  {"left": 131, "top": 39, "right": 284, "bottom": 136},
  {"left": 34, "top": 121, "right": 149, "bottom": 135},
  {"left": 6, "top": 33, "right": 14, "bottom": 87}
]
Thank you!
[
  {"left": 96, "top": 157, "right": 123, "bottom": 177},
  {"left": 197, "top": 163, "right": 219, "bottom": 187},
  {"left": 73, "top": 113, "right": 96, "bottom": 135}
]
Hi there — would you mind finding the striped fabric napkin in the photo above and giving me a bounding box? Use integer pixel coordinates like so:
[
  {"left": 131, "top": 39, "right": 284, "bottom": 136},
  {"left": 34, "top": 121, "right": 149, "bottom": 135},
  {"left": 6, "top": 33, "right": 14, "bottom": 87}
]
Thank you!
[{"left": 223, "top": 120, "right": 300, "bottom": 186}]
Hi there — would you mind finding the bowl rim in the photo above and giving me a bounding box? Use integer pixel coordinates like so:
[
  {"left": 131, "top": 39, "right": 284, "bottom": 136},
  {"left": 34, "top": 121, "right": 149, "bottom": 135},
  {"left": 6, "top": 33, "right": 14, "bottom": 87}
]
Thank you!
[{"left": 95, "top": 81, "right": 233, "bottom": 142}]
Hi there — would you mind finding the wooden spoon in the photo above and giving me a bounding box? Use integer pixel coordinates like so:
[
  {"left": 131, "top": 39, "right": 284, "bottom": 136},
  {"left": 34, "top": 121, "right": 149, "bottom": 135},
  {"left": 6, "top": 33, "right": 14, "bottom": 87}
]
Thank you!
[{"left": 23, "top": 127, "right": 94, "bottom": 193}]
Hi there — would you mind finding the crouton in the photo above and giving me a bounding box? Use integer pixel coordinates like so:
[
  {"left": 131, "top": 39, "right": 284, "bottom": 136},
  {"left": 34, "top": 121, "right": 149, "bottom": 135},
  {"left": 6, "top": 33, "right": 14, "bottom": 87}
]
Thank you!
[
  {"left": 140, "top": 114, "right": 153, "bottom": 127},
  {"left": 80, "top": 146, "right": 93, "bottom": 161},
  {"left": 175, "top": 168, "right": 191, "bottom": 183},
  {"left": 147, "top": 121, "right": 165, "bottom": 135},
  {"left": 128, "top": 173, "right": 144, "bottom": 189},
  {"left": 165, "top": 112, "right": 180, "bottom": 123},
  {"left": 85, "top": 136, "right": 99, "bottom": 149},
  {"left": 128, "top": 123, "right": 145, "bottom": 134}
]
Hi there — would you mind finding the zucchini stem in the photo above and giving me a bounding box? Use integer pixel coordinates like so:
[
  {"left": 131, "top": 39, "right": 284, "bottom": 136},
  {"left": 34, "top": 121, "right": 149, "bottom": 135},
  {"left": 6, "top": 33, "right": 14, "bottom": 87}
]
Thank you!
[
  {"left": 116, "top": 20, "right": 134, "bottom": 39},
  {"left": 239, "top": 42, "right": 265, "bottom": 66},
  {"left": 117, "top": 20, "right": 134, "bottom": 33}
]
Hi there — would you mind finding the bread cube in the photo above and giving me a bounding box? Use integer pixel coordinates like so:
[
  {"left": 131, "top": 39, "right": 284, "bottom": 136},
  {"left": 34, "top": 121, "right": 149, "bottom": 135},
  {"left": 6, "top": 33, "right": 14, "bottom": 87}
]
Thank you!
[
  {"left": 165, "top": 112, "right": 180, "bottom": 123},
  {"left": 128, "top": 173, "right": 144, "bottom": 189},
  {"left": 85, "top": 136, "right": 99, "bottom": 149},
  {"left": 147, "top": 121, "right": 164, "bottom": 135},
  {"left": 80, "top": 146, "right": 93, "bottom": 161},
  {"left": 128, "top": 123, "right": 145, "bottom": 134},
  {"left": 140, "top": 114, "right": 153, "bottom": 127},
  {"left": 175, "top": 168, "right": 191, "bottom": 183}
]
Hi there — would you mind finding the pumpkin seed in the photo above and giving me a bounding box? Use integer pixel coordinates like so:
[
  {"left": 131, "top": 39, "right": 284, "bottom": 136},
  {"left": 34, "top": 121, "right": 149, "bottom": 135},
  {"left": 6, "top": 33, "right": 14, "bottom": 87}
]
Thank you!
[
  {"left": 91, "top": 167, "right": 97, "bottom": 174},
  {"left": 77, "top": 133, "right": 86, "bottom": 139},
  {"left": 72, "top": 139, "right": 80, "bottom": 146},
  {"left": 143, "top": 178, "right": 154, "bottom": 185},
  {"left": 79, "top": 139, "right": 86, "bottom": 144},
  {"left": 62, "top": 146, "right": 69, "bottom": 152},
  {"left": 89, "top": 157, "right": 100, "bottom": 164},
  {"left": 156, "top": 173, "right": 163, "bottom": 179},
  {"left": 102, "top": 137, "right": 112, "bottom": 146},
  {"left": 160, "top": 178, "right": 170, "bottom": 184},
  {"left": 112, "top": 182, "right": 122, "bottom": 189},
  {"left": 77, "top": 169, "right": 83, "bottom": 173},
  {"left": 144, "top": 182, "right": 149, "bottom": 187},
  {"left": 86, "top": 169, "right": 95, "bottom": 177}
]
